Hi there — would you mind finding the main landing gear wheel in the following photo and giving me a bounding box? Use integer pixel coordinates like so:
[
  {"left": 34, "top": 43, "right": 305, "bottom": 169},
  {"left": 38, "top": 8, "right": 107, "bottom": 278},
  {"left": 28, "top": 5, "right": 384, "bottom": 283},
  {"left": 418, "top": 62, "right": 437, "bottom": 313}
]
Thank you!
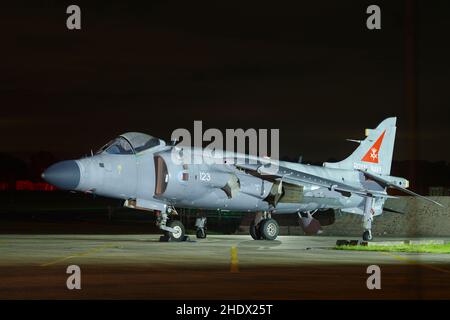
[
  {"left": 362, "top": 230, "right": 373, "bottom": 241},
  {"left": 260, "top": 218, "right": 279, "bottom": 240},
  {"left": 166, "top": 220, "right": 185, "bottom": 242},
  {"left": 250, "top": 218, "right": 279, "bottom": 240},
  {"left": 250, "top": 220, "right": 262, "bottom": 240}
]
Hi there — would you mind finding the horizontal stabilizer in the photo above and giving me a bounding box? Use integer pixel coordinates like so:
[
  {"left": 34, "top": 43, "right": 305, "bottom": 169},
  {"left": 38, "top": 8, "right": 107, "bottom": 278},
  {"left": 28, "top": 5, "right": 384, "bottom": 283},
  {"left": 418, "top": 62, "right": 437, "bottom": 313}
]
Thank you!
[
  {"left": 383, "top": 207, "right": 405, "bottom": 214},
  {"left": 358, "top": 169, "right": 444, "bottom": 207}
]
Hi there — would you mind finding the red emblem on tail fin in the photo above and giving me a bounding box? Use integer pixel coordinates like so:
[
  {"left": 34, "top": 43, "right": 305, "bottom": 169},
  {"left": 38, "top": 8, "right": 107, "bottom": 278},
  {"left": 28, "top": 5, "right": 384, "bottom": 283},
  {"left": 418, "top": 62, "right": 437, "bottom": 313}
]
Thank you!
[{"left": 361, "top": 130, "right": 386, "bottom": 163}]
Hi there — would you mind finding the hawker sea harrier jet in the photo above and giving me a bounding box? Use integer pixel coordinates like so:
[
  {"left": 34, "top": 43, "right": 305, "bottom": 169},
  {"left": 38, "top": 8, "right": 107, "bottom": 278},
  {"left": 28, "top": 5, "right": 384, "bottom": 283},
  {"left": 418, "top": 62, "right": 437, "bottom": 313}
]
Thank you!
[{"left": 42, "top": 117, "right": 442, "bottom": 241}]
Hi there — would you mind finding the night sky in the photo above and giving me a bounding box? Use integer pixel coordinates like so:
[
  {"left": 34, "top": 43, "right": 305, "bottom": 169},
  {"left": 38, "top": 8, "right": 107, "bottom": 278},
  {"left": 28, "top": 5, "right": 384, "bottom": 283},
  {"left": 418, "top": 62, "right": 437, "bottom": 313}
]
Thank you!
[{"left": 2, "top": 0, "right": 449, "bottom": 162}]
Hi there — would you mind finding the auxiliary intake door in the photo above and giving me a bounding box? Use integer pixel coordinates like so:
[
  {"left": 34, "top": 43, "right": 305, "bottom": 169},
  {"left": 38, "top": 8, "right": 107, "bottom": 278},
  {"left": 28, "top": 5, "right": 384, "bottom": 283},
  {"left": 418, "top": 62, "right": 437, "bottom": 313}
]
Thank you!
[
  {"left": 265, "top": 181, "right": 303, "bottom": 207},
  {"left": 154, "top": 155, "right": 168, "bottom": 196}
]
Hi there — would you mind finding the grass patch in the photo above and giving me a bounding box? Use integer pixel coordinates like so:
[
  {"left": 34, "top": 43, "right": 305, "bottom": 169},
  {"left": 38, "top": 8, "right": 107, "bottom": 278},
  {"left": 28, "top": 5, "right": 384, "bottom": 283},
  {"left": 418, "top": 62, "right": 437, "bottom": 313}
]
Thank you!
[{"left": 335, "top": 243, "right": 450, "bottom": 254}]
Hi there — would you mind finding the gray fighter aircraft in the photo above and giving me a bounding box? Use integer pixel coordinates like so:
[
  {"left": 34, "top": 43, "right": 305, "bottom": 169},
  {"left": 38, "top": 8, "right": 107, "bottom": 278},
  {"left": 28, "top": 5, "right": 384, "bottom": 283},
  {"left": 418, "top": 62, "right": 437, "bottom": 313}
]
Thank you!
[{"left": 42, "top": 117, "right": 442, "bottom": 241}]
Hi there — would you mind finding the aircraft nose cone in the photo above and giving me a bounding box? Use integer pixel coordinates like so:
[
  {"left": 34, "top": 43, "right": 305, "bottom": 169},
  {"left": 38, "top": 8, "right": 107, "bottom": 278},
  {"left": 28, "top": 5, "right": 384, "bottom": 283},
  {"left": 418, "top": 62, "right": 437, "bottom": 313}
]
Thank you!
[{"left": 42, "top": 160, "right": 80, "bottom": 190}]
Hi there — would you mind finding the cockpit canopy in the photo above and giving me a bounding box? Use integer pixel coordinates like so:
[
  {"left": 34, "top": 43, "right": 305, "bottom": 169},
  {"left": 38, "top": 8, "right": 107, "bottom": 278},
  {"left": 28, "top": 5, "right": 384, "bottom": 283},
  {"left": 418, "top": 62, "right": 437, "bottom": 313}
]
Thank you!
[{"left": 97, "top": 132, "right": 165, "bottom": 155}]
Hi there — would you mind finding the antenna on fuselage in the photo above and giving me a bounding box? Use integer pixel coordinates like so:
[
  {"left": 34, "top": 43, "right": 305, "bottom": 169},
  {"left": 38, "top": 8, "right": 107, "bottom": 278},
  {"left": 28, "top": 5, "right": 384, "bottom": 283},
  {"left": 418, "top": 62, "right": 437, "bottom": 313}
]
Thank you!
[{"left": 346, "top": 139, "right": 362, "bottom": 144}]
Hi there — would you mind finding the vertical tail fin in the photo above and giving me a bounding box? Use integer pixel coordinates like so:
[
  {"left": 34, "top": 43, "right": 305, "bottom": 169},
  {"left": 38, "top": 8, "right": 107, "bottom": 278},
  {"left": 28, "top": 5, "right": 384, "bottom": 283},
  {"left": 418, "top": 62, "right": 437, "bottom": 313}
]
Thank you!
[{"left": 323, "top": 117, "right": 397, "bottom": 175}]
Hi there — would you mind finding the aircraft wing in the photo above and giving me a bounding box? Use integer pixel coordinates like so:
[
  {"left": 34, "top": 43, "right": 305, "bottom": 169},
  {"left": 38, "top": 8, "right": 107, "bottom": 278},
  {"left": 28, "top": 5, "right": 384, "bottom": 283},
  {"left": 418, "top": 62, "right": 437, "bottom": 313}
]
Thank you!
[
  {"left": 357, "top": 169, "right": 444, "bottom": 207},
  {"left": 236, "top": 163, "right": 395, "bottom": 199}
]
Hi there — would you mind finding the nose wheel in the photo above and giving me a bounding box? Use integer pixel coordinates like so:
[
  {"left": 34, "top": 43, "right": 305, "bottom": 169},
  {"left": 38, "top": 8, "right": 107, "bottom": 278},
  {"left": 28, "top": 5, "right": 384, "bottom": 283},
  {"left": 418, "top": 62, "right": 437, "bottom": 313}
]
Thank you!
[
  {"left": 164, "top": 220, "right": 185, "bottom": 241},
  {"left": 156, "top": 209, "right": 187, "bottom": 242}
]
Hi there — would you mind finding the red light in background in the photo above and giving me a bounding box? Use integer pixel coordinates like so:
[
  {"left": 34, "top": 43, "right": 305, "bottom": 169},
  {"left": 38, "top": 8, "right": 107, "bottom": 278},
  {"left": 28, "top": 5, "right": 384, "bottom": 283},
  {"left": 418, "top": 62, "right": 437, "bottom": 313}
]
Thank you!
[{"left": 0, "top": 180, "right": 57, "bottom": 191}]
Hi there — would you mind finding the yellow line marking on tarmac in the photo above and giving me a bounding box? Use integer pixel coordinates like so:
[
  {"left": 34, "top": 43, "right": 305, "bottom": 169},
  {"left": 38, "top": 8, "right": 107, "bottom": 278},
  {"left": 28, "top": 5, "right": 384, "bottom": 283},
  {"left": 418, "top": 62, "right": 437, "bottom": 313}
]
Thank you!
[
  {"left": 230, "top": 246, "right": 239, "bottom": 273},
  {"left": 40, "top": 243, "right": 116, "bottom": 267},
  {"left": 382, "top": 252, "right": 450, "bottom": 274}
]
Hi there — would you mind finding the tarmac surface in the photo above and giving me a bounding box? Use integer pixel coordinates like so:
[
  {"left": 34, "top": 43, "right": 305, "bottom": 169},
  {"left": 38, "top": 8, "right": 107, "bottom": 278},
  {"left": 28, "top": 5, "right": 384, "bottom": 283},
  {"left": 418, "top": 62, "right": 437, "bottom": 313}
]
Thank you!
[{"left": 1, "top": 234, "right": 450, "bottom": 299}]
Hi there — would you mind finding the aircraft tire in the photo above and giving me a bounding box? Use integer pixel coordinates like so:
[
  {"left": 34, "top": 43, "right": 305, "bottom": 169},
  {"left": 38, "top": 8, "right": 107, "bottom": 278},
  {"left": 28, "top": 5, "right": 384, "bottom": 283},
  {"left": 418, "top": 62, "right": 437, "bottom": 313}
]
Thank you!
[
  {"left": 362, "top": 230, "right": 373, "bottom": 241},
  {"left": 167, "top": 220, "right": 185, "bottom": 242},
  {"left": 250, "top": 221, "right": 262, "bottom": 240},
  {"left": 196, "top": 228, "right": 207, "bottom": 239},
  {"left": 260, "top": 218, "right": 279, "bottom": 241}
]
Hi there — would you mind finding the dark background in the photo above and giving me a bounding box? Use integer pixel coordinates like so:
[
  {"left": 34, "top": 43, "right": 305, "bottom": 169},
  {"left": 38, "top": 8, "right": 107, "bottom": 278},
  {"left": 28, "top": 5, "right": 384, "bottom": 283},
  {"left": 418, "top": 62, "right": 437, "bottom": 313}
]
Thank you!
[
  {"left": 1, "top": 0, "right": 449, "bottom": 189},
  {"left": 1, "top": 3, "right": 449, "bottom": 302}
]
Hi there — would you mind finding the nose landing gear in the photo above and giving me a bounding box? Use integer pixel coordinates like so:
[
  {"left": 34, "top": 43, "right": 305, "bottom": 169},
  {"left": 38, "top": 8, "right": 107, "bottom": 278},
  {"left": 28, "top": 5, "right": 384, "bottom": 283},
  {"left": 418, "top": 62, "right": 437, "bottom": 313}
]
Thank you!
[
  {"left": 156, "top": 208, "right": 188, "bottom": 242},
  {"left": 164, "top": 220, "right": 185, "bottom": 241}
]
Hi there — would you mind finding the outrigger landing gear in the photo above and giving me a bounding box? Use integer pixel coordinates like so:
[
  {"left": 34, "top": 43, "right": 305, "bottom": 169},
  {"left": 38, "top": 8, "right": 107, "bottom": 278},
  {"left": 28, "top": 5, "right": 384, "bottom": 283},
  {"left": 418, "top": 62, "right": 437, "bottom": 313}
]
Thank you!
[
  {"left": 155, "top": 208, "right": 187, "bottom": 242},
  {"left": 250, "top": 212, "right": 280, "bottom": 241},
  {"left": 362, "top": 230, "right": 373, "bottom": 241},
  {"left": 195, "top": 217, "right": 207, "bottom": 239},
  {"left": 362, "top": 196, "right": 374, "bottom": 241}
]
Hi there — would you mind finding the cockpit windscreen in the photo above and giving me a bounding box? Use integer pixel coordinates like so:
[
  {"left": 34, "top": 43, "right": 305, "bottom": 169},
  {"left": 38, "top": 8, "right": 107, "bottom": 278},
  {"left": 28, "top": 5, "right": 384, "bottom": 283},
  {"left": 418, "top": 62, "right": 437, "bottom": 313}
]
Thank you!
[{"left": 96, "top": 132, "right": 162, "bottom": 155}]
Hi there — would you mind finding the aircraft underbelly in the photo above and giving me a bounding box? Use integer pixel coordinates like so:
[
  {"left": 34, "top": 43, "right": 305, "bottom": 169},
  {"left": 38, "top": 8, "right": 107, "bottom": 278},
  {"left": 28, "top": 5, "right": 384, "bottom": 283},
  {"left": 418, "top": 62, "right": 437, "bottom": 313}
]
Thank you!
[
  {"left": 176, "top": 190, "right": 269, "bottom": 211},
  {"left": 173, "top": 187, "right": 361, "bottom": 213}
]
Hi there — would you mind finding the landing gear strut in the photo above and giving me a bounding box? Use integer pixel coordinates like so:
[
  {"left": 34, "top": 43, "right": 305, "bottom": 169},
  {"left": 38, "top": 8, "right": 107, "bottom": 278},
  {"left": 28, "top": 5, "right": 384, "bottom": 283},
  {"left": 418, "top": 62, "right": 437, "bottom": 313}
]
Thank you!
[
  {"left": 250, "top": 212, "right": 279, "bottom": 240},
  {"left": 155, "top": 208, "right": 187, "bottom": 242}
]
